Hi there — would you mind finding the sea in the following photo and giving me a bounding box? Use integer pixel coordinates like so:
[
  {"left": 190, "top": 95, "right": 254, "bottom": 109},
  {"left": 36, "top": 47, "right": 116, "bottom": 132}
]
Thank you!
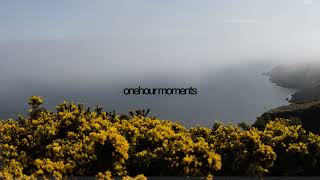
[{"left": 0, "top": 61, "right": 294, "bottom": 127}]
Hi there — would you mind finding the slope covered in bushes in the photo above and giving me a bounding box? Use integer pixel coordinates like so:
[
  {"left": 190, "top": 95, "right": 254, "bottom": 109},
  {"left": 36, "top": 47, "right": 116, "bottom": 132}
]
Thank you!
[
  {"left": 1, "top": 96, "right": 320, "bottom": 179},
  {"left": 254, "top": 99, "right": 320, "bottom": 133}
]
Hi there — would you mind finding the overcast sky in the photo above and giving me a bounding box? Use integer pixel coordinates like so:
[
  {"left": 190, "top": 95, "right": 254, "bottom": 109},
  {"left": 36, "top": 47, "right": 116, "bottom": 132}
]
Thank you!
[{"left": 1, "top": 0, "right": 320, "bottom": 83}]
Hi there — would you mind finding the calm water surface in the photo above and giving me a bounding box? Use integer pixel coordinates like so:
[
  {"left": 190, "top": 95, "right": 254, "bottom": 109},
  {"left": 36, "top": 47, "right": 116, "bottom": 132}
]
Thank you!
[{"left": 0, "top": 62, "right": 293, "bottom": 127}]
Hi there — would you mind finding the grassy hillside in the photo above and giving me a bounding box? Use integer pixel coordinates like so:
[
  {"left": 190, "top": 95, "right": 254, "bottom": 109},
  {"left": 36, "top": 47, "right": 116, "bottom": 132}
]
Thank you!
[
  {"left": 255, "top": 98, "right": 320, "bottom": 133},
  {"left": 2, "top": 96, "right": 320, "bottom": 179}
]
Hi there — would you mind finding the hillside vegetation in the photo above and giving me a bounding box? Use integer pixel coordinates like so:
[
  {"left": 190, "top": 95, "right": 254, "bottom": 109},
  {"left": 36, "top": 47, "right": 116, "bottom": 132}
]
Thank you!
[
  {"left": 2, "top": 96, "right": 320, "bottom": 179},
  {"left": 255, "top": 99, "right": 320, "bottom": 133}
]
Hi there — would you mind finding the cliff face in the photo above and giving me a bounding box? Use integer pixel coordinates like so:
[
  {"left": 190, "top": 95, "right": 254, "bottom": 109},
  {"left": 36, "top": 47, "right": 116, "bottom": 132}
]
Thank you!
[
  {"left": 265, "top": 62, "right": 320, "bottom": 103},
  {"left": 254, "top": 99, "right": 320, "bottom": 133},
  {"left": 290, "top": 85, "right": 320, "bottom": 103},
  {"left": 266, "top": 62, "right": 320, "bottom": 89}
]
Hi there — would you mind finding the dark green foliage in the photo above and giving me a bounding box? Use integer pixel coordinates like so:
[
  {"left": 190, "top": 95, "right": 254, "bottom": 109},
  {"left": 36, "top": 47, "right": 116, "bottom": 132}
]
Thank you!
[{"left": 129, "top": 109, "right": 150, "bottom": 117}]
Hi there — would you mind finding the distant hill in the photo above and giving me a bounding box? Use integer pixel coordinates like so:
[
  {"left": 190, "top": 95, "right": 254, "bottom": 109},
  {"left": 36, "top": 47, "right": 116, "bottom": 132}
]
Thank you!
[
  {"left": 265, "top": 62, "right": 320, "bottom": 103},
  {"left": 290, "top": 85, "right": 320, "bottom": 103}
]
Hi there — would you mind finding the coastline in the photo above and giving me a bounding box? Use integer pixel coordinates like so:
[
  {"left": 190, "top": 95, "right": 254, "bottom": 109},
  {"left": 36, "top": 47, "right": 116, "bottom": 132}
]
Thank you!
[{"left": 262, "top": 72, "right": 298, "bottom": 103}]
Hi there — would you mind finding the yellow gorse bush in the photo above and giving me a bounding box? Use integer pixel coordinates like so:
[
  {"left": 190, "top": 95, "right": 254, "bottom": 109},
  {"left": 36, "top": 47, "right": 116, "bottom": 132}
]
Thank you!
[{"left": 1, "top": 96, "right": 320, "bottom": 179}]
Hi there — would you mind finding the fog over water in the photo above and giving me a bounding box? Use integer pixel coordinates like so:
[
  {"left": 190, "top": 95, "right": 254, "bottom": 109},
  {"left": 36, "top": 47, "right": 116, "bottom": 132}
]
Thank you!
[
  {"left": 1, "top": 0, "right": 320, "bottom": 126},
  {"left": 0, "top": 64, "right": 293, "bottom": 127},
  {"left": 0, "top": 39, "right": 295, "bottom": 127}
]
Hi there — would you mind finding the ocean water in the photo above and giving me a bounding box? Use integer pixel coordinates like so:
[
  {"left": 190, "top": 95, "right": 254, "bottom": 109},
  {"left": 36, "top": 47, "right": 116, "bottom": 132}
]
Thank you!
[{"left": 0, "top": 62, "right": 293, "bottom": 127}]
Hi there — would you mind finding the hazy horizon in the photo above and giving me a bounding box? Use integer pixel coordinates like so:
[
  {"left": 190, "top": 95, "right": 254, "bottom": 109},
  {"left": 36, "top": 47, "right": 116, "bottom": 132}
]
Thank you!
[
  {"left": 1, "top": 0, "right": 320, "bottom": 82},
  {"left": 0, "top": 1, "right": 319, "bottom": 126}
]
